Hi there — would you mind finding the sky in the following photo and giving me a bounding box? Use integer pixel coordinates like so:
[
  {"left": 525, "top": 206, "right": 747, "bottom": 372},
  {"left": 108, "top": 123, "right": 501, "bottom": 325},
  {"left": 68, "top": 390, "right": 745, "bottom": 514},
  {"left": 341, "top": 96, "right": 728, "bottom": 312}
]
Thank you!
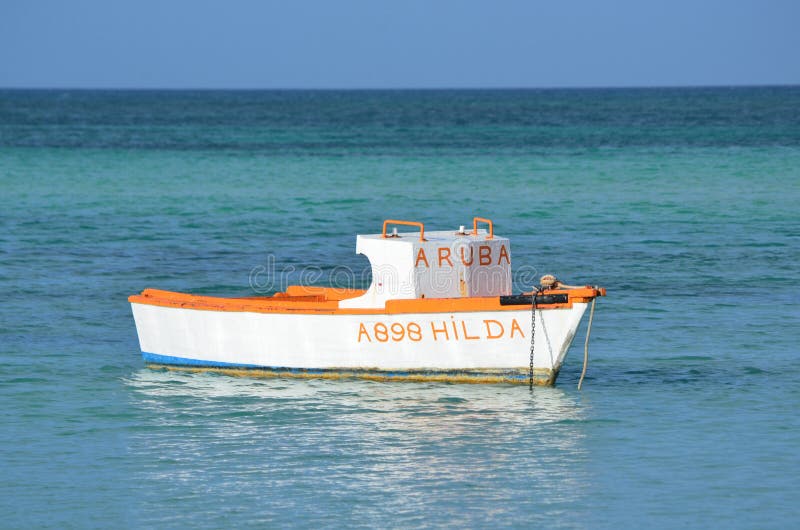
[{"left": 1, "top": 0, "right": 798, "bottom": 89}]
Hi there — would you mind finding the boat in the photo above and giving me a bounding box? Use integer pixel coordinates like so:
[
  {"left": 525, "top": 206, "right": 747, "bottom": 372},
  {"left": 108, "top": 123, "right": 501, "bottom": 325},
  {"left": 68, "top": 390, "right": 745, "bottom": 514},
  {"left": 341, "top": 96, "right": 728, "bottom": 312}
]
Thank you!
[{"left": 129, "top": 217, "right": 605, "bottom": 386}]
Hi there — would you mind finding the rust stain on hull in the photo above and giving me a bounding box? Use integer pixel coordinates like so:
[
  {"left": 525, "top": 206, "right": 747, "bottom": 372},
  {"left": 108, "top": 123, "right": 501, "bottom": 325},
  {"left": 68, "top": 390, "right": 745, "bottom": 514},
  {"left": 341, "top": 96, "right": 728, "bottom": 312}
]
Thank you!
[{"left": 145, "top": 363, "right": 559, "bottom": 386}]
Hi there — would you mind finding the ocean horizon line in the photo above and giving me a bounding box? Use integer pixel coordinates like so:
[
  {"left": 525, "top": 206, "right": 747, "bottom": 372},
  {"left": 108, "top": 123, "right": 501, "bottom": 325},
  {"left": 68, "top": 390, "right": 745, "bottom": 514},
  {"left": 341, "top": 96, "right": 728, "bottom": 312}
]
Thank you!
[{"left": 1, "top": 83, "right": 798, "bottom": 92}]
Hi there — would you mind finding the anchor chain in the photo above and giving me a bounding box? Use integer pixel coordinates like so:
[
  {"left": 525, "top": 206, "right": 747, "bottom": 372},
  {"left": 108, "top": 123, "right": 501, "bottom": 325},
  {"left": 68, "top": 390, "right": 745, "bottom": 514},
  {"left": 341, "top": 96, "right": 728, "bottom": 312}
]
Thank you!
[{"left": 529, "top": 288, "right": 539, "bottom": 388}]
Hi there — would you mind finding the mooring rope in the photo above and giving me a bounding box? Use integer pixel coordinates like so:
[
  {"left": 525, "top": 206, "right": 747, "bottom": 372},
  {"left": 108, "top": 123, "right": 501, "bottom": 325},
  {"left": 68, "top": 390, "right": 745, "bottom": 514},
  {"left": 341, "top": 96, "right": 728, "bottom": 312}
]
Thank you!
[
  {"left": 578, "top": 294, "right": 597, "bottom": 390},
  {"left": 533, "top": 275, "right": 599, "bottom": 389}
]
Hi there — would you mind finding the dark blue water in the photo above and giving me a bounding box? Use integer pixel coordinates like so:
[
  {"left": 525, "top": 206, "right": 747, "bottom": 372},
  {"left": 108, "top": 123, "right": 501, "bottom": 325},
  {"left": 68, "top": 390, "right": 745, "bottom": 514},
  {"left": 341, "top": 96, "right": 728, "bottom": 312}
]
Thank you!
[{"left": 1, "top": 88, "right": 799, "bottom": 528}]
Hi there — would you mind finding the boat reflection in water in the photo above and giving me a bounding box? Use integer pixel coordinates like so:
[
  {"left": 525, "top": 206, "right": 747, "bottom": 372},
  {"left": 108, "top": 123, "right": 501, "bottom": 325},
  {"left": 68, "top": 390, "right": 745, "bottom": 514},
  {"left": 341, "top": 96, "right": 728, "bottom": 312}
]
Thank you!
[{"left": 124, "top": 369, "right": 593, "bottom": 525}]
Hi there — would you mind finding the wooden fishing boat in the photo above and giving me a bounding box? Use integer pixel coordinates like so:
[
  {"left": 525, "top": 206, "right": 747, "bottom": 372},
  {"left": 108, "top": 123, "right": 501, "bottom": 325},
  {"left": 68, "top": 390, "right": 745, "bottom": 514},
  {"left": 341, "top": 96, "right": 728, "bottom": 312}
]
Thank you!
[{"left": 130, "top": 217, "right": 605, "bottom": 385}]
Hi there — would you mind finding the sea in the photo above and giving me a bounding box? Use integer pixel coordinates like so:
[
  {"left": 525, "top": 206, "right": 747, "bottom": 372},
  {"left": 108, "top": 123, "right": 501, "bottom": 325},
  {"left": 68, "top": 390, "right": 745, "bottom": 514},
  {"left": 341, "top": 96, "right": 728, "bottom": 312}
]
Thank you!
[{"left": 1, "top": 87, "right": 798, "bottom": 529}]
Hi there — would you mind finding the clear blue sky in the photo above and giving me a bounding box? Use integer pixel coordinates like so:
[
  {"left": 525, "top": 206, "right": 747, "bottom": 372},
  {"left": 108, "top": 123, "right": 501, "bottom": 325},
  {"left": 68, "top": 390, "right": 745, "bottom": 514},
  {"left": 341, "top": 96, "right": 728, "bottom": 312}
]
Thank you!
[{"left": 1, "top": 0, "right": 798, "bottom": 89}]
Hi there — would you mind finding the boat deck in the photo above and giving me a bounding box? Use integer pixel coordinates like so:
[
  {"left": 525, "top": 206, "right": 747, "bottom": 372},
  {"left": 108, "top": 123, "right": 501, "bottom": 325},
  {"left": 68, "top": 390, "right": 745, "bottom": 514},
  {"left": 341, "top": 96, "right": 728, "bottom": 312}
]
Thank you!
[{"left": 129, "top": 285, "right": 604, "bottom": 315}]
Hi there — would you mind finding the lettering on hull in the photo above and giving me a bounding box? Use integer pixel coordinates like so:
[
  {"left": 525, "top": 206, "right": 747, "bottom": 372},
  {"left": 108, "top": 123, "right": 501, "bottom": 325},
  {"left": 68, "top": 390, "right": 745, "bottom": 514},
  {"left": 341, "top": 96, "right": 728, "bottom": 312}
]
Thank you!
[{"left": 357, "top": 317, "right": 525, "bottom": 343}]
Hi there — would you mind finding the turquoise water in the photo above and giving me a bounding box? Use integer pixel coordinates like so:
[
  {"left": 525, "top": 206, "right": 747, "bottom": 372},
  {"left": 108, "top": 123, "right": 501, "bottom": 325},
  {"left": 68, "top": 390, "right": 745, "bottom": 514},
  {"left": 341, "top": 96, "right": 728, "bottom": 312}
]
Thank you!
[{"left": 1, "top": 88, "right": 799, "bottom": 528}]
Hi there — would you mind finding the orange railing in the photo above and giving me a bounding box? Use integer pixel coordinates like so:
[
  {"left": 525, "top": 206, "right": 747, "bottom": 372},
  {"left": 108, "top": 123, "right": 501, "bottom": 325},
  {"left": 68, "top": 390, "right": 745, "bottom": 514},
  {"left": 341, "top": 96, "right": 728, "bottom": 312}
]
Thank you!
[
  {"left": 472, "top": 217, "right": 494, "bottom": 239},
  {"left": 382, "top": 219, "right": 425, "bottom": 241}
]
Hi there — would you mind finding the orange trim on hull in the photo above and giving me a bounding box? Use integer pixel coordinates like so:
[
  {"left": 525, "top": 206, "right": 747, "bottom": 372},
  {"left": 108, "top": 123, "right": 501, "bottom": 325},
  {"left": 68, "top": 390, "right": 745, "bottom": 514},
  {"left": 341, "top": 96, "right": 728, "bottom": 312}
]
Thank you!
[{"left": 129, "top": 286, "right": 604, "bottom": 315}]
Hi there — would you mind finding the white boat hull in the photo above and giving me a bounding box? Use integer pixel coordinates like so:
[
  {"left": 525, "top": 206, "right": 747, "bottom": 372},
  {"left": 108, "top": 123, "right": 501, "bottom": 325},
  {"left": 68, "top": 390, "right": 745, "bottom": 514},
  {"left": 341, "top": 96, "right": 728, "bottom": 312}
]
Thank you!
[{"left": 131, "top": 302, "right": 588, "bottom": 385}]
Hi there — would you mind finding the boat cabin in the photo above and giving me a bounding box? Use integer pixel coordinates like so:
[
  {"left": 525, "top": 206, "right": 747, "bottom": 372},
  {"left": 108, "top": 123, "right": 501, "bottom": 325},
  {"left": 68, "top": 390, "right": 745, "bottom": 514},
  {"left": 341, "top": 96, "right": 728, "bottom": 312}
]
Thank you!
[{"left": 340, "top": 218, "right": 512, "bottom": 309}]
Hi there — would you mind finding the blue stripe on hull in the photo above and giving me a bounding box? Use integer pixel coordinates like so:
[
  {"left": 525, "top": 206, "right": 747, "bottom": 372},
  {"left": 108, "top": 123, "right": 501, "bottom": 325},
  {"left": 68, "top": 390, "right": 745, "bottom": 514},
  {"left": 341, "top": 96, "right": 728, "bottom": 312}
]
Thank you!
[
  {"left": 142, "top": 351, "right": 262, "bottom": 369},
  {"left": 139, "top": 351, "right": 555, "bottom": 384}
]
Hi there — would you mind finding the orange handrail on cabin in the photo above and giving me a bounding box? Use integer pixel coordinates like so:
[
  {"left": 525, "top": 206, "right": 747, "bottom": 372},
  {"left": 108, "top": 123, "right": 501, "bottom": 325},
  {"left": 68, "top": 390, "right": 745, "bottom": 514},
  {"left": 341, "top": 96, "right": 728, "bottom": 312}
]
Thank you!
[
  {"left": 382, "top": 219, "right": 426, "bottom": 241},
  {"left": 472, "top": 217, "right": 494, "bottom": 239}
]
